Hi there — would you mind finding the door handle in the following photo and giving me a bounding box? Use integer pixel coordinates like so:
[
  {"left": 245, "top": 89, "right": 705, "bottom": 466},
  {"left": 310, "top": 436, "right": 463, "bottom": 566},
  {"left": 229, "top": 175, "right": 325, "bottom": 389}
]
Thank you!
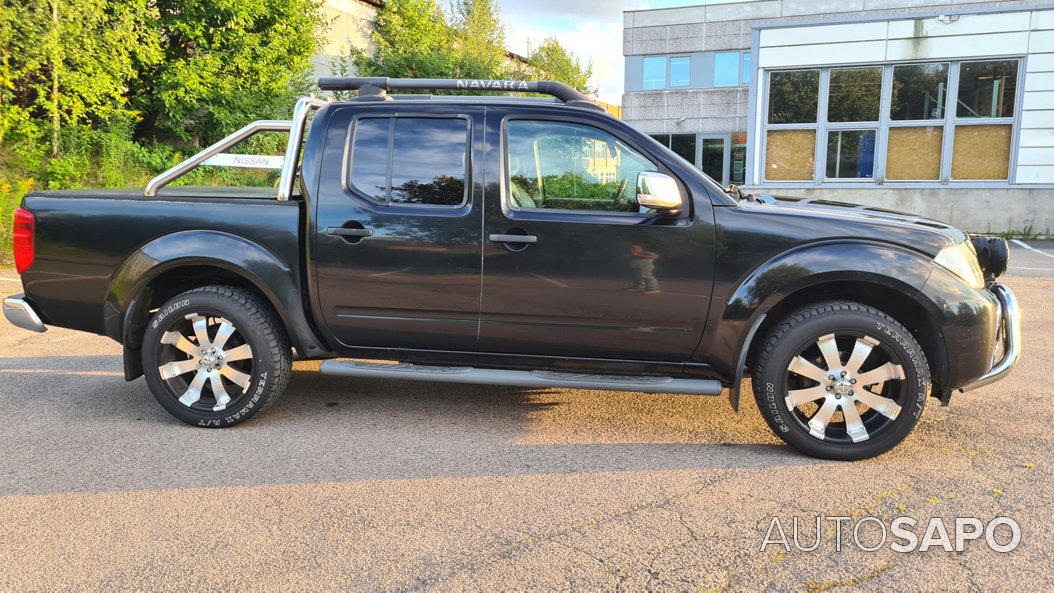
[
  {"left": 489, "top": 233, "right": 537, "bottom": 244},
  {"left": 327, "top": 226, "right": 373, "bottom": 238}
]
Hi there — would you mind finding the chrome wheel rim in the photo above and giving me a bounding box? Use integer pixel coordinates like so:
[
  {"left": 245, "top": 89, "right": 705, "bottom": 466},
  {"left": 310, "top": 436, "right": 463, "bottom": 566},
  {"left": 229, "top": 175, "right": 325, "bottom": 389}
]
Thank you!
[
  {"left": 783, "top": 332, "right": 906, "bottom": 444},
  {"left": 156, "top": 313, "right": 254, "bottom": 412}
]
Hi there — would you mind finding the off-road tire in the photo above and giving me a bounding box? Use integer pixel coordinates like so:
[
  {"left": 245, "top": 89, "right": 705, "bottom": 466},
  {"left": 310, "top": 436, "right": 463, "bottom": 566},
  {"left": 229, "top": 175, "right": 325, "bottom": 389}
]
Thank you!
[
  {"left": 752, "top": 301, "right": 930, "bottom": 460},
  {"left": 142, "top": 285, "right": 292, "bottom": 427}
]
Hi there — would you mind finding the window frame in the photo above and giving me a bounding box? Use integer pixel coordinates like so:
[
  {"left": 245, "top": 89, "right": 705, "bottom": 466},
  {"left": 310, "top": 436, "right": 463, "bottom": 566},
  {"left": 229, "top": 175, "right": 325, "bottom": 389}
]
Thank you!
[
  {"left": 500, "top": 114, "right": 678, "bottom": 221},
  {"left": 343, "top": 112, "right": 472, "bottom": 209},
  {"left": 669, "top": 55, "right": 692, "bottom": 88},
  {"left": 759, "top": 56, "right": 1023, "bottom": 187},
  {"left": 714, "top": 51, "right": 742, "bottom": 87},
  {"left": 642, "top": 55, "right": 669, "bottom": 90}
]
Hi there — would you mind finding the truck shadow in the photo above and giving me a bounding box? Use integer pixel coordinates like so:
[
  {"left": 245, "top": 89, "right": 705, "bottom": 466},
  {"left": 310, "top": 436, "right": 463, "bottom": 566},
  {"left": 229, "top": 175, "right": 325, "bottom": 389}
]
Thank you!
[{"left": 0, "top": 355, "right": 826, "bottom": 497}]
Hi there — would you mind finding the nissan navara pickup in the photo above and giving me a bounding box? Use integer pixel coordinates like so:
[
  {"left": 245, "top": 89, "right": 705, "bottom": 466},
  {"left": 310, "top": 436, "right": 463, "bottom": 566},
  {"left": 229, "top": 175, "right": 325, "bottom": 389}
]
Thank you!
[{"left": 3, "top": 78, "right": 1021, "bottom": 459}]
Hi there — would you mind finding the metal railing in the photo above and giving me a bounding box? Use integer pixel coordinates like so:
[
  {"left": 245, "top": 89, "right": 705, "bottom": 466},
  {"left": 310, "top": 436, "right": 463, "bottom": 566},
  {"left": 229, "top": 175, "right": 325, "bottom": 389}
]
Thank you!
[{"left": 144, "top": 96, "right": 328, "bottom": 200}]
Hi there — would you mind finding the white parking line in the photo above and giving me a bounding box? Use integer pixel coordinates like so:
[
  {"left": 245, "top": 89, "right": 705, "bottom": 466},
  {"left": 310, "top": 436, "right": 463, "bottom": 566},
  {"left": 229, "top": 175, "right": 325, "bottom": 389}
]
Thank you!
[
  {"left": 0, "top": 277, "right": 22, "bottom": 283},
  {"left": 1009, "top": 266, "right": 1054, "bottom": 271},
  {"left": 1011, "top": 239, "right": 1054, "bottom": 259}
]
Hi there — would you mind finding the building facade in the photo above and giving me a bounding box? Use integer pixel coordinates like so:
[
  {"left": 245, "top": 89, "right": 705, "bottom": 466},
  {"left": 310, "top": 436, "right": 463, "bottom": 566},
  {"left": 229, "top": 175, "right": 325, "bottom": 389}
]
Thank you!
[
  {"left": 623, "top": 0, "right": 1054, "bottom": 234},
  {"left": 312, "top": 0, "right": 384, "bottom": 82}
]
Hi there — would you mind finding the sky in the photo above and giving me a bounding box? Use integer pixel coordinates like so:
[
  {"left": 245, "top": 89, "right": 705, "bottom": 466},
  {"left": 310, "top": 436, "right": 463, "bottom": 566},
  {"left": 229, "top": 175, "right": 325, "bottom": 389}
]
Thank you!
[{"left": 496, "top": 1, "right": 740, "bottom": 104}]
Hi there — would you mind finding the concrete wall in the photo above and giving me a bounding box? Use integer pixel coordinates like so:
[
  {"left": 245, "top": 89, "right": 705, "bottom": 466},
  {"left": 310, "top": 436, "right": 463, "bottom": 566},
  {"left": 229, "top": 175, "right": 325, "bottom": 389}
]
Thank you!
[
  {"left": 757, "top": 187, "right": 1053, "bottom": 235},
  {"left": 624, "top": 87, "right": 749, "bottom": 134},
  {"left": 623, "top": 0, "right": 1053, "bottom": 56},
  {"left": 311, "top": 0, "right": 380, "bottom": 81}
]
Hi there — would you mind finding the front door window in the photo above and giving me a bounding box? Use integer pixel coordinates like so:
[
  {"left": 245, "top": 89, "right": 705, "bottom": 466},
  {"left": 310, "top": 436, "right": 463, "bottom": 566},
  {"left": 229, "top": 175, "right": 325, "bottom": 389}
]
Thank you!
[{"left": 507, "top": 120, "right": 657, "bottom": 213}]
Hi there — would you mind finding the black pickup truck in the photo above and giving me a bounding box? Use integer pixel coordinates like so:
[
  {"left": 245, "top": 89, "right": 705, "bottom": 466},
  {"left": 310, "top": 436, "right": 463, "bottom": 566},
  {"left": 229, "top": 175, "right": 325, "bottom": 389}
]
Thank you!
[{"left": 3, "top": 78, "right": 1021, "bottom": 459}]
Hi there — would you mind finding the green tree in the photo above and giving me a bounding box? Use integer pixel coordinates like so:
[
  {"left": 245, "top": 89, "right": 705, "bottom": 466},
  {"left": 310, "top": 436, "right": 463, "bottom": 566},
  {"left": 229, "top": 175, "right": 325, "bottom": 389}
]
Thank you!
[
  {"left": 0, "top": 1, "right": 44, "bottom": 146},
  {"left": 350, "top": 0, "right": 455, "bottom": 82},
  {"left": 449, "top": 0, "right": 506, "bottom": 79},
  {"left": 0, "top": 0, "right": 160, "bottom": 154},
  {"left": 527, "top": 36, "right": 594, "bottom": 94},
  {"left": 131, "top": 0, "right": 327, "bottom": 146}
]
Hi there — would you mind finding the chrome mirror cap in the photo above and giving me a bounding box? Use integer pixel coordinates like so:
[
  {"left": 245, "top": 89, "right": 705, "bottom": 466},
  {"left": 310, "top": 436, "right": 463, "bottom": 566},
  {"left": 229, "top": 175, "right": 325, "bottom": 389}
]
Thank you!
[{"left": 636, "top": 171, "right": 683, "bottom": 211}]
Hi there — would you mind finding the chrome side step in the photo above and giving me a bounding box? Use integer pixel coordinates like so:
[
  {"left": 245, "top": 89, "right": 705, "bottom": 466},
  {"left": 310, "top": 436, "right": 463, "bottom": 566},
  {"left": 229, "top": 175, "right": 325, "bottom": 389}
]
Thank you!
[{"left": 318, "top": 360, "right": 723, "bottom": 395}]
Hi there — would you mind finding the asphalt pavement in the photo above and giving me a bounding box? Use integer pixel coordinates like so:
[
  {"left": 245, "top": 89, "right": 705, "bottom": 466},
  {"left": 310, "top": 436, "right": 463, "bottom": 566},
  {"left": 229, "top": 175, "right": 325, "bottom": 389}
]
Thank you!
[{"left": 0, "top": 247, "right": 1051, "bottom": 591}]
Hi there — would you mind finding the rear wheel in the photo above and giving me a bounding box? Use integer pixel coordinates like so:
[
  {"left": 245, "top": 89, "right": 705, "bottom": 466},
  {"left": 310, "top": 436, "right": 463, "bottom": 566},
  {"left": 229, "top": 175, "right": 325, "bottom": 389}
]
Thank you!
[
  {"left": 752, "top": 301, "right": 930, "bottom": 460},
  {"left": 142, "top": 286, "right": 292, "bottom": 427}
]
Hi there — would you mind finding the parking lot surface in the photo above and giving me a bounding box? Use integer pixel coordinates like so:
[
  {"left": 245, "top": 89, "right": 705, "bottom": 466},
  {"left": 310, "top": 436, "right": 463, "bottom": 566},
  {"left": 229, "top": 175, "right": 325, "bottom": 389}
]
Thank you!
[{"left": 1, "top": 251, "right": 1051, "bottom": 591}]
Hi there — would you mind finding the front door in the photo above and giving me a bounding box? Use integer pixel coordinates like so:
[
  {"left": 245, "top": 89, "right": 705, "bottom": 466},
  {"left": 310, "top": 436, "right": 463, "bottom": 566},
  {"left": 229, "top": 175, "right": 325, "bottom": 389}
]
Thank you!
[
  {"left": 312, "top": 106, "right": 483, "bottom": 351},
  {"left": 479, "top": 113, "right": 715, "bottom": 361}
]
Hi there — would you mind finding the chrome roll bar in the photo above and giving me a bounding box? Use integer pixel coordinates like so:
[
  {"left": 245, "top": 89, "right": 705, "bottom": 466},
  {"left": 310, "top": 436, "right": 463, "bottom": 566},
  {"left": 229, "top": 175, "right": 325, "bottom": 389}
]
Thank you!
[
  {"left": 144, "top": 96, "right": 328, "bottom": 200},
  {"left": 278, "top": 97, "right": 328, "bottom": 201}
]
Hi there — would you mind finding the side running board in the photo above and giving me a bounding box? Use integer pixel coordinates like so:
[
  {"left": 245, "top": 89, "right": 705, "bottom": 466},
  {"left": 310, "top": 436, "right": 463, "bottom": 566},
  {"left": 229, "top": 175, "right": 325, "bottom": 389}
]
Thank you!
[{"left": 318, "top": 360, "right": 723, "bottom": 396}]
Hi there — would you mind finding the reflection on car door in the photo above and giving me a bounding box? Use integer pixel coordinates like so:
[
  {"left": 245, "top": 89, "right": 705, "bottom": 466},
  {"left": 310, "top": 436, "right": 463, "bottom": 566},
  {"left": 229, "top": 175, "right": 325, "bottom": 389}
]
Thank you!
[
  {"left": 313, "top": 107, "right": 484, "bottom": 351},
  {"left": 479, "top": 114, "right": 716, "bottom": 361}
]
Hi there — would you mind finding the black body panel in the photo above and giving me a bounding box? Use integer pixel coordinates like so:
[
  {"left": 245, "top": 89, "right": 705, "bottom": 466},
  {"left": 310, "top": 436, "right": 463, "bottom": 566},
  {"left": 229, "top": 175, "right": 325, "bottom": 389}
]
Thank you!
[
  {"left": 476, "top": 106, "right": 717, "bottom": 360},
  {"left": 310, "top": 104, "right": 485, "bottom": 351}
]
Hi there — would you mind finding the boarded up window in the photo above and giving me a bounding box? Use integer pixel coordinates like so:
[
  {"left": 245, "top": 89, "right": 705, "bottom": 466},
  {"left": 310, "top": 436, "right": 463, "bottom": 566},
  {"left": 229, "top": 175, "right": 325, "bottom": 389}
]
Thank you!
[
  {"left": 765, "top": 130, "right": 815, "bottom": 180},
  {"left": 887, "top": 126, "right": 943, "bottom": 180},
  {"left": 951, "top": 125, "right": 1012, "bottom": 180}
]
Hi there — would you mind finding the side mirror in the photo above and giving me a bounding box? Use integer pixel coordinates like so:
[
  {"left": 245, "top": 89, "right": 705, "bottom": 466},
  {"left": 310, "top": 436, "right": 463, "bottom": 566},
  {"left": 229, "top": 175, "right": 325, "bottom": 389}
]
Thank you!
[{"left": 636, "top": 171, "right": 683, "bottom": 213}]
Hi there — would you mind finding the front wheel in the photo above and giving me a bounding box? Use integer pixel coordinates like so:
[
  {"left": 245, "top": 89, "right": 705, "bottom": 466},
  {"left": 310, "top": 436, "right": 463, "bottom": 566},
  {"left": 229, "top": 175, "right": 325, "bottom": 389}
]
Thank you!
[
  {"left": 752, "top": 301, "right": 930, "bottom": 460},
  {"left": 142, "top": 286, "right": 292, "bottom": 427}
]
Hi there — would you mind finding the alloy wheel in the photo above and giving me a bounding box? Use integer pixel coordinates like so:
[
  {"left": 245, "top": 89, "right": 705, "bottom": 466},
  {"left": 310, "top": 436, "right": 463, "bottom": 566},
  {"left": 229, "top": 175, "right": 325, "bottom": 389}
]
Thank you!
[
  {"left": 783, "top": 332, "right": 906, "bottom": 444},
  {"left": 156, "top": 313, "right": 254, "bottom": 412}
]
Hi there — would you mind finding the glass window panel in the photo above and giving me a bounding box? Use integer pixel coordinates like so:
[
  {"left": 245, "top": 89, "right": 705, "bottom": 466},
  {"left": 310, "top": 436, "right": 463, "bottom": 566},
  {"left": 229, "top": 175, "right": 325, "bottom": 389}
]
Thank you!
[
  {"left": 886, "top": 126, "right": 943, "bottom": 180},
  {"left": 350, "top": 117, "right": 391, "bottom": 202},
  {"left": 643, "top": 56, "right": 666, "bottom": 90},
  {"left": 951, "top": 124, "right": 1012, "bottom": 179},
  {"left": 891, "top": 63, "right": 948, "bottom": 120},
  {"left": 768, "top": 70, "right": 819, "bottom": 124},
  {"left": 670, "top": 56, "right": 691, "bottom": 87},
  {"left": 506, "top": 120, "right": 657, "bottom": 213},
  {"left": 957, "top": 60, "right": 1017, "bottom": 118},
  {"left": 670, "top": 133, "right": 696, "bottom": 165},
  {"left": 715, "top": 52, "right": 740, "bottom": 87},
  {"left": 731, "top": 132, "right": 747, "bottom": 185},
  {"left": 742, "top": 53, "right": 751, "bottom": 84},
  {"left": 765, "top": 129, "right": 815, "bottom": 180},
  {"left": 649, "top": 134, "right": 671, "bottom": 147},
  {"left": 826, "top": 130, "right": 875, "bottom": 179},
  {"left": 390, "top": 118, "right": 468, "bottom": 206},
  {"left": 701, "top": 138, "right": 724, "bottom": 183},
  {"left": 828, "top": 67, "right": 882, "bottom": 122}
]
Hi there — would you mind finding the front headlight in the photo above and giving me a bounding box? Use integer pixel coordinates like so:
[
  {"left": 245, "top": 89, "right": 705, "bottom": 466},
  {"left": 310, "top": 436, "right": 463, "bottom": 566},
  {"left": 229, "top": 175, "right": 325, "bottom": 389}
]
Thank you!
[{"left": 934, "top": 241, "right": 985, "bottom": 288}]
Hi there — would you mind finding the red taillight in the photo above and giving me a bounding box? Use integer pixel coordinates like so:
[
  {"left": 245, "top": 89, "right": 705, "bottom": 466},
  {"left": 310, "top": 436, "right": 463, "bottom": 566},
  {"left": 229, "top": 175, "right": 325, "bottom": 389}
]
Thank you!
[{"left": 13, "top": 208, "right": 34, "bottom": 274}]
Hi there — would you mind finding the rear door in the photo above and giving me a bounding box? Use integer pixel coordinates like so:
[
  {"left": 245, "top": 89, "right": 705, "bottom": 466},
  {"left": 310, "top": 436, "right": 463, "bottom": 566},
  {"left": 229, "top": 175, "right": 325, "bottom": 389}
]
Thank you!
[
  {"left": 478, "top": 110, "right": 716, "bottom": 361},
  {"left": 312, "top": 105, "right": 483, "bottom": 351}
]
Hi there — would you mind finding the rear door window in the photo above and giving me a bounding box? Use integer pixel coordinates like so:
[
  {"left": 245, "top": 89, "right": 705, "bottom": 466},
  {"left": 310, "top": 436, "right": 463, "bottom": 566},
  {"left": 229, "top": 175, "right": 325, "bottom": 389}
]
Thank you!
[{"left": 349, "top": 116, "right": 469, "bottom": 207}]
